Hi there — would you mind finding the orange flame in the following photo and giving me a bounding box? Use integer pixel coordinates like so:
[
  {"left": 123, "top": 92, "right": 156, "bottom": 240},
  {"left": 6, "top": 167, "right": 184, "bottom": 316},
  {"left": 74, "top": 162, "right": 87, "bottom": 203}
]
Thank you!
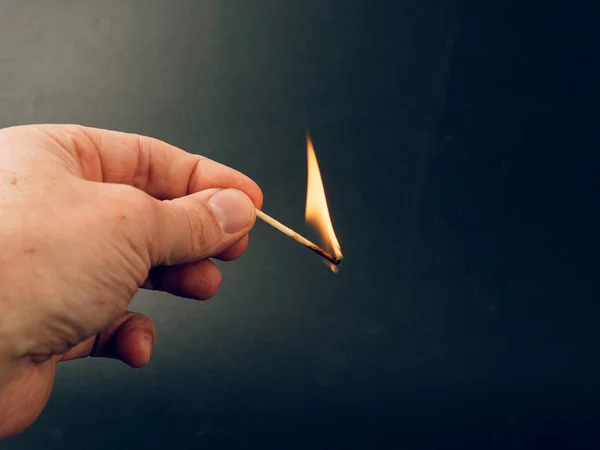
[{"left": 305, "top": 132, "right": 343, "bottom": 272}]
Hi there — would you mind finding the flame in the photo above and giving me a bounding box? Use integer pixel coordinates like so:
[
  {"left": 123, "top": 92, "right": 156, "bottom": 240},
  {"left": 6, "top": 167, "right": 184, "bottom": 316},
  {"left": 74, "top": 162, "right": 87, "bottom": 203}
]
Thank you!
[{"left": 305, "top": 132, "right": 343, "bottom": 272}]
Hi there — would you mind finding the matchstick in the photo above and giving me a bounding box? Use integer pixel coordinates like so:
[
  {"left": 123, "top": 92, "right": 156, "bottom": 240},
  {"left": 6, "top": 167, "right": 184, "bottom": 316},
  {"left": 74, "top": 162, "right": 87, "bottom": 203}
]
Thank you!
[{"left": 255, "top": 209, "right": 342, "bottom": 266}]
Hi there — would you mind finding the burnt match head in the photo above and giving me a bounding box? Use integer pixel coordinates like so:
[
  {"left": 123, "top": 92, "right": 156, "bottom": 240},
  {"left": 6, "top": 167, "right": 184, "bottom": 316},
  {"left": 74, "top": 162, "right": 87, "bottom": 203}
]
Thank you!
[{"left": 305, "top": 243, "right": 342, "bottom": 270}]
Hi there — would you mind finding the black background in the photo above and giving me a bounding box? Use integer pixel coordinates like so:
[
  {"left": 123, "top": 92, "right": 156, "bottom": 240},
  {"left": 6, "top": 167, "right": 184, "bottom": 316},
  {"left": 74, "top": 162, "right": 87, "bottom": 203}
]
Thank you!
[{"left": 2, "top": 0, "right": 600, "bottom": 448}]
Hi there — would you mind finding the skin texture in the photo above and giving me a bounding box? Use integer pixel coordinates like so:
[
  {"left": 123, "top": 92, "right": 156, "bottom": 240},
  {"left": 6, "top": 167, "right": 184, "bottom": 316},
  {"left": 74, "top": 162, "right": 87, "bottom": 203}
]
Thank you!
[{"left": 0, "top": 124, "right": 263, "bottom": 440}]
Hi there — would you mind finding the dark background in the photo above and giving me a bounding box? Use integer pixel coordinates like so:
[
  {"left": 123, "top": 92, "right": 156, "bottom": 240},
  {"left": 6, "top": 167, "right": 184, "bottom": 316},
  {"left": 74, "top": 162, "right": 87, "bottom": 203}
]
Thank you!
[{"left": 2, "top": 0, "right": 600, "bottom": 448}]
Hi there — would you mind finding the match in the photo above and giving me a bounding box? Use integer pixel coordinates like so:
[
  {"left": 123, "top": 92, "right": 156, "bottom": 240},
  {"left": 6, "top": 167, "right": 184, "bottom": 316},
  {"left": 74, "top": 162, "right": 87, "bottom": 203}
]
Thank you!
[{"left": 255, "top": 209, "right": 342, "bottom": 266}]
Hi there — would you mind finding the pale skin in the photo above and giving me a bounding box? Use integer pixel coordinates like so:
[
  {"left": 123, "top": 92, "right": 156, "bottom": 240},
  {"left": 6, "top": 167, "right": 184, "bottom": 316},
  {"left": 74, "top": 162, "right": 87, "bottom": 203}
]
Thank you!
[{"left": 0, "top": 124, "right": 263, "bottom": 440}]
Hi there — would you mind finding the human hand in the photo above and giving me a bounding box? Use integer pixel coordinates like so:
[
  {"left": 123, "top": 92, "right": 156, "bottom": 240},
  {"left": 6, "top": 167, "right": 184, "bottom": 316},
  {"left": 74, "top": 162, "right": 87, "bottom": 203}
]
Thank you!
[{"left": 0, "top": 124, "right": 262, "bottom": 440}]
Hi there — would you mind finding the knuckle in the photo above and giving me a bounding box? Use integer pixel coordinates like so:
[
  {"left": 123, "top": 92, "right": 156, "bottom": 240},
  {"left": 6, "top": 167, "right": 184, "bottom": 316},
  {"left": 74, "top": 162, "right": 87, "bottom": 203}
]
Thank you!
[
  {"left": 180, "top": 202, "right": 208, "bottom": 257},
  {"left": 135, "top": 133, "right": 151, "bottom": 154}
]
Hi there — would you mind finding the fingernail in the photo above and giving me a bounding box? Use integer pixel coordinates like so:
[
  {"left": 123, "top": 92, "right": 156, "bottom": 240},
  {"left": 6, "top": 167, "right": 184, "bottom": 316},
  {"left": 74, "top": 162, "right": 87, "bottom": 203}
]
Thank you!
[
  {"left": 143, "top": 334, "right": 153, "bottom": 361},
  {"left": 209, "top": 189, "right": 254, "bottom": 234}
]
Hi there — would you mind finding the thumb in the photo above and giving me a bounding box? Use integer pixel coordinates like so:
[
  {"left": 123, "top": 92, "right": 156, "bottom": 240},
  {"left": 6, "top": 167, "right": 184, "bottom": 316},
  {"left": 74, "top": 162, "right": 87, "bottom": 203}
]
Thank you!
[{"left": 150, "top": 188, "right": 256, "bottom": 266}]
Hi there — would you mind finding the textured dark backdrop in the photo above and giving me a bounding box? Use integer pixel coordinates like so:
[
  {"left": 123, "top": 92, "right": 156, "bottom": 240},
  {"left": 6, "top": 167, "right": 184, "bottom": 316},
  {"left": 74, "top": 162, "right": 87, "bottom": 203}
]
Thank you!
[{"left": 1, "top": 0, "right": 600, "bottom": 449}]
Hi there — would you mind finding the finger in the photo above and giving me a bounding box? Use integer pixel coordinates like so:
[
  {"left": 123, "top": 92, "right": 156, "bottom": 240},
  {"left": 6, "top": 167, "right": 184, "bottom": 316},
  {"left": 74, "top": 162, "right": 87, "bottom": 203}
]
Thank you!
[
  {"left": 59, "top": 336, "right": 96, "bottom": 362},
  {"left": 143, "top": 259, "right": 222, "bottom": 300},
  {"left": 214, "top": 235, "right": 249, "bottom": 261},
  {"left": 60, "top": 311, "right": 155, "bottom": 369},
  {"left": 148, "top": 187, "right": 256, "bottom": 266},
  {"left": 38, "top": 125, "right": 263, "bottom": 207},
  {"left": 139, "top": 237, "right": 245, "bottom": 297}
]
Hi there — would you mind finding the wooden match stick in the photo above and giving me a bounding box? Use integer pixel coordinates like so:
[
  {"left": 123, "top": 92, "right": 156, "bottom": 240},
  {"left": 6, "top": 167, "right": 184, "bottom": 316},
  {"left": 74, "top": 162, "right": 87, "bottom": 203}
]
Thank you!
[{"left": 255, "top": 209, "right": 342, "bottom": 266}]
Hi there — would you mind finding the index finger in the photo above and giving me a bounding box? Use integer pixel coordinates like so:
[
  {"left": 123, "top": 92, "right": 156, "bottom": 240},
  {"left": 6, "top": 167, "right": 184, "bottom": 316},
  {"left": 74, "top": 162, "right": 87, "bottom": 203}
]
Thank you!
[{"left": 42, "top": 125, "right": 263, "bottom": 208}]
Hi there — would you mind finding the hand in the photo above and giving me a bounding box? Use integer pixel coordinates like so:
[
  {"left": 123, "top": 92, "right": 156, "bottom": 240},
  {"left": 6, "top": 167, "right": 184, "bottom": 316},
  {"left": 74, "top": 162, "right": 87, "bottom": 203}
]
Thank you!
[{"left": 0, "top": 124, "right": 262, "bottom": 440}]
